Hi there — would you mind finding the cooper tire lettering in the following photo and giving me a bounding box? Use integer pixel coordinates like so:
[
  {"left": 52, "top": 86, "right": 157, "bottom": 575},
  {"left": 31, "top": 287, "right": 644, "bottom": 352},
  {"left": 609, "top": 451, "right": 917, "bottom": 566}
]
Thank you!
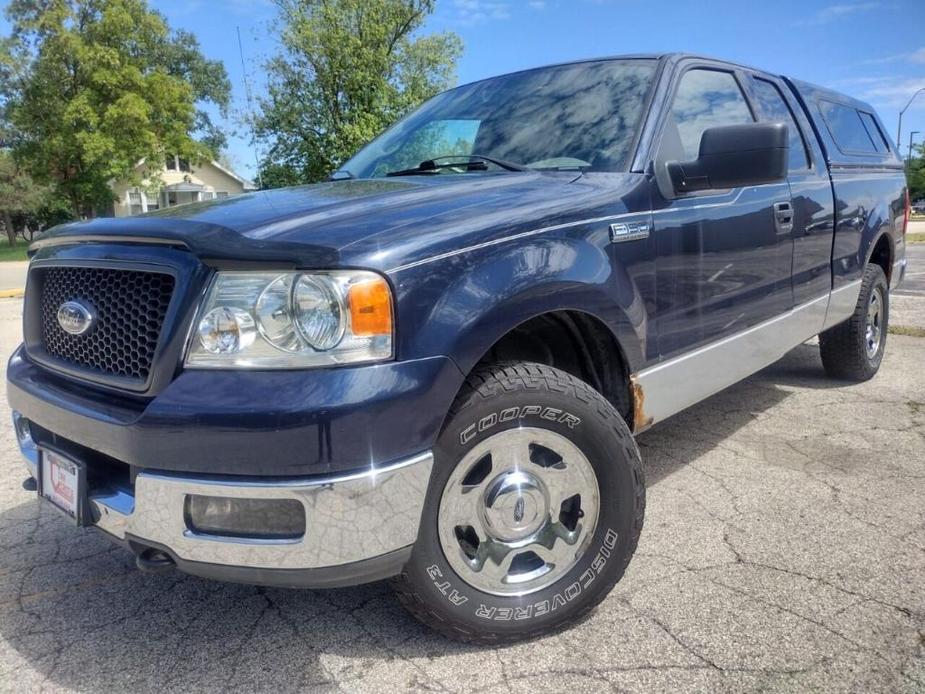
[
  {"left": 458, "top": 406, "right": 582, "bottom": 444},
  {"left": 499, "top": 407, "right": 519, "bottom": 423},
  {"left": 460, "top": 424, "right": 477, "bottom": 445},
  {"left": 541, "top": 407, "right": 562, "bottom": 422}
]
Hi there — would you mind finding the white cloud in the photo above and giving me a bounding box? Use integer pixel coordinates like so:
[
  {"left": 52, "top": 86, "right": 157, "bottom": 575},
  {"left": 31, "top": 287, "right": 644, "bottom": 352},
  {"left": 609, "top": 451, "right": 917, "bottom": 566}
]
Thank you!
[
  {"left": 798, "top": 1, "right": 880, "bottom": 26},
  {"left": 450, "top": 0, "right": 511, "bottom": 26},
  {"left": 528, "top": 0, "right": 546, "bottom": 9},
  {"left": 858, "top": 46, "right": 925, "bottom": 66},
  {"left": 849, "top": 76, "right": 925, "bottom": 110}
]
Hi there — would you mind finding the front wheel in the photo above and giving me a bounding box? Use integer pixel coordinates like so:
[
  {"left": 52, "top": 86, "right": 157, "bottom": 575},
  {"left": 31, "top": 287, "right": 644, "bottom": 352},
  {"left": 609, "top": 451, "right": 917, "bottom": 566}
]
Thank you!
[
  {"left": 392, "top": 362, "right": 645, "bottom": 644},
  {"left": 819, "top": 263, "right": 889, "bottom": 382}
]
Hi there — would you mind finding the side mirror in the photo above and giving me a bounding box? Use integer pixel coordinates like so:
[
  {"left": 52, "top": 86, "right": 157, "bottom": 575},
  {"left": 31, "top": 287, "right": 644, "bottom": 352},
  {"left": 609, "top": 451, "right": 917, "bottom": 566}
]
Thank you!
[{"left": 667, "top": 123, "right": 789, "bottom": 194}]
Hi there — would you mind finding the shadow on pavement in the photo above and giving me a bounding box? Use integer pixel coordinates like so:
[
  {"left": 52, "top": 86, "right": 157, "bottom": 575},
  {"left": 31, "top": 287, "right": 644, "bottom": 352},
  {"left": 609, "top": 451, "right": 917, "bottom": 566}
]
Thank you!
[{"left": 0, "top": 342, "right": 837, "bottom": 689}]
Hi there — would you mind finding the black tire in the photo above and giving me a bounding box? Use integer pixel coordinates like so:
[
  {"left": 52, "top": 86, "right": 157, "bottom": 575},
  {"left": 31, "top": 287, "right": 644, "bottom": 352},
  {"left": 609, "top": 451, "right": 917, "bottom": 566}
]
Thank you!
[
  {"left": 392, "top": 362, "right": 645, "bottom": 644},
  {"left": 819, "top": 264, "right": 889, "bottom": 382}
]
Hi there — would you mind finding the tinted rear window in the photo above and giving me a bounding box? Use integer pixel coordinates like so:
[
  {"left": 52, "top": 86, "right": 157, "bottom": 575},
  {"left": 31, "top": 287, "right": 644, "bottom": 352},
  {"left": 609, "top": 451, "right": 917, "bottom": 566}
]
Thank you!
[
  {"left": 819, "top": 100, "right": 877, "bottom": 154},
  {"left": 858, "top": 111, "right": 890, "bottom": 153}
]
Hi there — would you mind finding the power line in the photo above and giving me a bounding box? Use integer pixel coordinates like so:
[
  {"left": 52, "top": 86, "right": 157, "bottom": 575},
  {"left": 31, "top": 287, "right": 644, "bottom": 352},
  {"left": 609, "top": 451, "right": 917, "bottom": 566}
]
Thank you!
[{"left": 237, "top": 25, "right": 263, "bottom": 189}]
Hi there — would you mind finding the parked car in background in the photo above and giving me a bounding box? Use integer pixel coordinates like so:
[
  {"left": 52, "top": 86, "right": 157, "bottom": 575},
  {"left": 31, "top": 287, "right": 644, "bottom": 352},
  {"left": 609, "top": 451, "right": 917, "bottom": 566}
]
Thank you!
[{"left": 8, "top": 53, "right": 907, "bottom": 643}]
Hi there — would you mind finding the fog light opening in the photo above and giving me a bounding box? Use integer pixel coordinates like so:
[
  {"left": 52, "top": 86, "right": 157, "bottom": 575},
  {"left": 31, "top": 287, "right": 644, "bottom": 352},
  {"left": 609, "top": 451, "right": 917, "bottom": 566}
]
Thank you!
[{"left": 184, "top": 495, "right": 306, "bottom": 540}]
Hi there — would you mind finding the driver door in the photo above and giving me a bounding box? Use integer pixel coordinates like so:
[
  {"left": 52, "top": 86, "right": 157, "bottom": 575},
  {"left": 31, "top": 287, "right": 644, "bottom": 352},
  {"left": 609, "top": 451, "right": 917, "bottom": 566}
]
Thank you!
[{"left": 650, "top": 64, "right": 795, "bottom": 359}]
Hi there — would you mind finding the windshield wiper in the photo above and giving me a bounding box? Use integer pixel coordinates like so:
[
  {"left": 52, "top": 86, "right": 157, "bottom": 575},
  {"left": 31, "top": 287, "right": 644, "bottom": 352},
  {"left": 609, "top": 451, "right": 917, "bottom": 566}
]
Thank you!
[{"left": 385, "top": 154, "right": 529, "bottom": 177}]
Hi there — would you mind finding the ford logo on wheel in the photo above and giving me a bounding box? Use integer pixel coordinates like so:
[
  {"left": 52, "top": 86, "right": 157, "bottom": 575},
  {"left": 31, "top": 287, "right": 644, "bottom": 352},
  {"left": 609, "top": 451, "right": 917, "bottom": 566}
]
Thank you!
[{"left": 56, "top": 301, "right": 96, "bottom": 336}]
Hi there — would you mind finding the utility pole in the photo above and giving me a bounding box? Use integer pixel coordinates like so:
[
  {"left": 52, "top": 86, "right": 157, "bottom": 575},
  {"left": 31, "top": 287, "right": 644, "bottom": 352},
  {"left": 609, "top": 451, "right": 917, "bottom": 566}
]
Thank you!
[
  {"left": 909, "top": 130, "right": 920, "bottom": 162},
  {"left": 897, "top": 88, "right": 925, "bottom": 148}
]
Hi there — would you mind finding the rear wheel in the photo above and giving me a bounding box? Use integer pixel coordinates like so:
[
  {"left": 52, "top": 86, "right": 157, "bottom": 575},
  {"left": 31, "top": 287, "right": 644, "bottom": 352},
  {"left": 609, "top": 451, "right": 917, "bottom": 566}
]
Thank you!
[
  {"left": 819, "top": 263, "right": 889, "bottom": 381},
  {"left": 393, "top": 362, "right": 645, "bottom": 644}
]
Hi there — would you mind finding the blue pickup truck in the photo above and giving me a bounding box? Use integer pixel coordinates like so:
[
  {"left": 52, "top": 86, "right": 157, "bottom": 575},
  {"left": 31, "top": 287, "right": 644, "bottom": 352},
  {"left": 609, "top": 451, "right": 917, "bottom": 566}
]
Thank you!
[{"left": 8, "top": 53, "right": 908, "bottom": 643}]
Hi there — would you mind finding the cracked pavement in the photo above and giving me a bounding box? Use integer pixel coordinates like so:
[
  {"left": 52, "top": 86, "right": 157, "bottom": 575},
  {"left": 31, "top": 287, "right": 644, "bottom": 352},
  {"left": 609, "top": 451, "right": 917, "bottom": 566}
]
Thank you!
[{"left": 0, "top": 296, "right": 922, "bottom": 693}]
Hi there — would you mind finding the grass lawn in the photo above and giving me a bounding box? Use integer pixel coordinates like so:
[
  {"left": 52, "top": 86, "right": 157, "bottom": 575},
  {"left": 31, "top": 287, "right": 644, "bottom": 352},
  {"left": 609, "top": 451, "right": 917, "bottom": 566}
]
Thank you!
[
  {"left": 890, "top": 325, "right": 925, "bottom": 338},
  {"left": 0, "top": 240, "right": 30, "bottom": 262},
  {"left": 908, "top": 232, "right": 925, "bottom": 245}
]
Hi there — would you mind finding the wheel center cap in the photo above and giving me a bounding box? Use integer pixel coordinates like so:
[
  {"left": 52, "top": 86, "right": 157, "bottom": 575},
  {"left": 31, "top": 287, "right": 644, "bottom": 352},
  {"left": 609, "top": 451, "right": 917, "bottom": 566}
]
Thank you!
[{"left": 482, "top": 471, "right": 547, "bottom": 541}]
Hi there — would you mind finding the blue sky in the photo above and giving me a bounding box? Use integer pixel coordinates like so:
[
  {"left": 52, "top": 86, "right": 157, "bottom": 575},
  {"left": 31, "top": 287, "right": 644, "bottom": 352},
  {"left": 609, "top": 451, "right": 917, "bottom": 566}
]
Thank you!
[{"left": 11, "top": 0, "right": 925, "bottom": 179}]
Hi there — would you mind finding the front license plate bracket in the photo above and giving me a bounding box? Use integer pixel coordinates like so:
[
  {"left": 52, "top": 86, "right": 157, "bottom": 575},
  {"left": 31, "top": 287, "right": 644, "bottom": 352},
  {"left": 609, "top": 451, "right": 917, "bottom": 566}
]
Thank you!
[{"left": 38, "top": 449, "right": 90, "bottom": 525}]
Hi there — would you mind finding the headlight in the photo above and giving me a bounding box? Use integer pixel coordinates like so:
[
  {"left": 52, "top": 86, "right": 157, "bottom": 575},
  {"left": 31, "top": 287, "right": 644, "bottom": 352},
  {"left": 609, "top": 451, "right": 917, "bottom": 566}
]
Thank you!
[{"left": 185, "top": 271, "right": 393, "bottom": 369}]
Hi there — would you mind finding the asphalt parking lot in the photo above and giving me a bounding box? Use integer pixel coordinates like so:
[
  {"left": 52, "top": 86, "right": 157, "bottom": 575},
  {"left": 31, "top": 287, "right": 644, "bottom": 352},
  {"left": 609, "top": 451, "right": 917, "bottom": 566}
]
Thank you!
[{"left": 0, "top": 293, "right": 923, "bottom": 692}]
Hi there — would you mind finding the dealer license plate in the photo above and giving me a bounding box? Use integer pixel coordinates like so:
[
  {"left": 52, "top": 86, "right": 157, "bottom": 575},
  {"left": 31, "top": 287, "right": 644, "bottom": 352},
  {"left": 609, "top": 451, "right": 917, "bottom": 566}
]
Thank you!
[{"left": 40, "top": 450, "right": 82, "bottom": 521}]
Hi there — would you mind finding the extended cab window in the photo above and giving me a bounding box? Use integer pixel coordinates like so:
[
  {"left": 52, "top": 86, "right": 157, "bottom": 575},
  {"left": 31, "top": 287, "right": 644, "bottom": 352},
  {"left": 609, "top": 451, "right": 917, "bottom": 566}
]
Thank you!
[
  {"left": 666, "top": 69, "right": 754, "bottom": 161},
  {"left": 858, "top": 112, "right": 890, "bottom": 154},
  {"left": 343, "top": 59, "right": 657, "bottom": 178},
  {"left": 750, "top": 78, "right": 810, "bottom": 171},
  {"left": 819, "top": 100, "right": 878, "bottom": 154}
]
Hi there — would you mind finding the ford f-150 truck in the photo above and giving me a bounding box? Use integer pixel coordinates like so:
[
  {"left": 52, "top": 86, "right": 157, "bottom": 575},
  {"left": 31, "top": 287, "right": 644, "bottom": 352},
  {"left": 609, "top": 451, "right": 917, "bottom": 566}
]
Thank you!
[{"left": 8, "top": 54, "right": 908, "bottom": 643}]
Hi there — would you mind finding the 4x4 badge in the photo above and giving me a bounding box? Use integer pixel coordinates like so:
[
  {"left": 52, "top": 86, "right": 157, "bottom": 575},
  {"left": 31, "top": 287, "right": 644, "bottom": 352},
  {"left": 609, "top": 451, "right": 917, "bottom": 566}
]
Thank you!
[{"left": 56, "top": 300, "right": 96, "bottom": 336}]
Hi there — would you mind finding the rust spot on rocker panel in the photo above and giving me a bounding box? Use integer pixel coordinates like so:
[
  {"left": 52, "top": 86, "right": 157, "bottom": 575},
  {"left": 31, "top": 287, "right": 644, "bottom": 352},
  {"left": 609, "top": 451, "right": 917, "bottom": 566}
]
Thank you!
[{"left": 630, "top": 374, "right": 653, "bottom": 434}]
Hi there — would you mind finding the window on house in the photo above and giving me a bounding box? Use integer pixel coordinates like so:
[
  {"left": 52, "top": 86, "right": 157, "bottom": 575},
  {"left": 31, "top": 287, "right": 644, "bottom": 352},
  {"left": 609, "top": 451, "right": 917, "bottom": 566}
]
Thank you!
[
  {"left": 166, "top": 156, "right": 177, "bottom": 171},
  {"left": 202, "top": 191, "right": 215, "bottom": 201},
  {"left": 128, "top": 190, "right": 143, "bottom": 215},
  {"left": 179, "top": 158, "right": 191, "bottom": 173},
  {"left": 216, "top": 191, "right": 230, "bottom": 199}
]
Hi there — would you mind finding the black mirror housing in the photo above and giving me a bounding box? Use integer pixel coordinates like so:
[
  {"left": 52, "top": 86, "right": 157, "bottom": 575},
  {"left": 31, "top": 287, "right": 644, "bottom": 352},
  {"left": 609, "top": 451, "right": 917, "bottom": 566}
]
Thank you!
[{"left": 667, "top": 123, "right": 789, "bottom": 194}]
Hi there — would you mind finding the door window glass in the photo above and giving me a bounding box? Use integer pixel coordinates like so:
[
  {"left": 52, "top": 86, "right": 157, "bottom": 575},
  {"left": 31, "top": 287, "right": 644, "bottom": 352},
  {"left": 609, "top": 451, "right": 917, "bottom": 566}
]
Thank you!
[
  {"left": 750, "top": 78, "right": 810, "bottom": 170},
  {"left": 669, "top": 69, "right": 754, "bottom": 160}
]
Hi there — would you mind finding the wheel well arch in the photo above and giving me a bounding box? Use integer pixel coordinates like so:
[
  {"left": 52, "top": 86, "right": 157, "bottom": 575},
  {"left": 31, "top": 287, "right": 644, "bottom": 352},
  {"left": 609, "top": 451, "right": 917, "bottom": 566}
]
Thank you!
[
  {"left": 867, "top": 232, "right": 893, "bottom": 283},
  {"left": 472, "top": 309, "right": 635, "bottom": 426}
]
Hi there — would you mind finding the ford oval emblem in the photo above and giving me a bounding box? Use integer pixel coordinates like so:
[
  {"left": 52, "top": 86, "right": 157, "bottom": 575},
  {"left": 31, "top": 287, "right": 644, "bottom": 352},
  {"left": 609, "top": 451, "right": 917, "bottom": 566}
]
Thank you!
[{"left": 56, "top": 301, "right": 96, "bottom": 336}]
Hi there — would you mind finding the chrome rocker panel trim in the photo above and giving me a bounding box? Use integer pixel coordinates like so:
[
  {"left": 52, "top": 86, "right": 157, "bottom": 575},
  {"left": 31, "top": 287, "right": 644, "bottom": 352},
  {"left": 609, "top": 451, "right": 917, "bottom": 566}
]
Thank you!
[{"left": 635, "top": 283, "right": 862, "bottom": 428}]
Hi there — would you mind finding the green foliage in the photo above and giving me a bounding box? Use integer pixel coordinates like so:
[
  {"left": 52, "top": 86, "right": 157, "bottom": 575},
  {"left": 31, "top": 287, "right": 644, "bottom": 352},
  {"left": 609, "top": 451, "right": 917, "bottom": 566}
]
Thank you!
[
  {"left": 255, "top": 0, "right": 462, "bottom": 186},
  {"left": 907, "top": 143, "right": 925, "bottom": 203},
  {"left": 0, "top": 149, "right": 59, "bottom": 244},
  {"left": 0, "top": 0, "right": 231, "bottom": 218}
]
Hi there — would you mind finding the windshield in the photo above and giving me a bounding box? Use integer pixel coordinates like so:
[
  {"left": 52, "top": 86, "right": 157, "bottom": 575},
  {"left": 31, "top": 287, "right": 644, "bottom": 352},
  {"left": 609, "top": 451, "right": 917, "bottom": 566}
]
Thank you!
[{"left": 341, "top": 59, "right": 657, "bottom": 179}]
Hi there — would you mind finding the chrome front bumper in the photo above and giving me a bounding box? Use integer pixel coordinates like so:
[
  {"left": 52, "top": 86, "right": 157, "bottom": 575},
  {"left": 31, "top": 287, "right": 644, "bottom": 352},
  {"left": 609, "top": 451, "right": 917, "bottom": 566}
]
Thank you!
[{"left": 15, "top": 413, "right": 432, "bottom": 585}]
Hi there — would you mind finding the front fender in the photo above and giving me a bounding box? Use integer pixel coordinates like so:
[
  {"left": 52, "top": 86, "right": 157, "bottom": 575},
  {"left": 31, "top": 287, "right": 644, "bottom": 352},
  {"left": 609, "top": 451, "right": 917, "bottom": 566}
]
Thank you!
[{"left": 392, "top": 234, "right": 647, "bottom": 377}]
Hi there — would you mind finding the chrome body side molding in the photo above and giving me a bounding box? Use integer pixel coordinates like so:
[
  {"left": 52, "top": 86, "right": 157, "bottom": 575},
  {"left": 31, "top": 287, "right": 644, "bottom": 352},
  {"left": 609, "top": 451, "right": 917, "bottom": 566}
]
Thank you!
[{"left": 634, "top": 285, "right": 861, "bottom": 429}]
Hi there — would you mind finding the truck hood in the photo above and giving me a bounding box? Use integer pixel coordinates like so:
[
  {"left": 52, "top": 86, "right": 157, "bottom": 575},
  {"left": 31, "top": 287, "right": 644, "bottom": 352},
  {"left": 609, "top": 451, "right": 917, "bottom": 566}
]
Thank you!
[{"left": 34, "top": 172, "right": 642, "bottom": 271}]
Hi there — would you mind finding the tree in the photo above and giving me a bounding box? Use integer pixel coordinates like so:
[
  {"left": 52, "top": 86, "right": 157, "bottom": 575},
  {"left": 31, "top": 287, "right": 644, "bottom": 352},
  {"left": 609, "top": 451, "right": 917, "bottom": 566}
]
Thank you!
[
  {"left": 0, "top": 150, "right": 57, "bottom": 245},
  {"left": 908, "top": 143, "right": 925, "bottom": 204},
  {"left": 255, "top": 0, "right": 462, "bottom": 185},
  {"left": 0, "top": 0, "right": 231, "bottom": 218}
]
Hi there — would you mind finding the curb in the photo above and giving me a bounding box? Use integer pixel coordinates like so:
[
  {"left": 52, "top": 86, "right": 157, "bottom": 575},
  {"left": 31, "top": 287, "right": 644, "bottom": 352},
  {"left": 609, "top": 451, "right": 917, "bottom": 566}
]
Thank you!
[{"left": 0, "top": 288, "right": 24, "bottom": 298}]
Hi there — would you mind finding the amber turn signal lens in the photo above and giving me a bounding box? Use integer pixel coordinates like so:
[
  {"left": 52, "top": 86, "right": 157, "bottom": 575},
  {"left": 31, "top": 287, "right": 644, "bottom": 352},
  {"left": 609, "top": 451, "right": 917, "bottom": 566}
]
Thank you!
[{"left": 348, "top": 277, "right": 393, "bottom": 336}]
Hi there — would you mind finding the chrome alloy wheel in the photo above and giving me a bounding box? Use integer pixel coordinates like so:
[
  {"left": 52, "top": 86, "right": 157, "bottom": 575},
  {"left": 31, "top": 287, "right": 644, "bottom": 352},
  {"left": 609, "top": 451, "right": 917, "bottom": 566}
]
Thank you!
[
  {"left": 865, "top": 287, "right": 884, "bottom": 359},
  {"left": 437, "top": 427, "right": 600, "bottom": 596}
]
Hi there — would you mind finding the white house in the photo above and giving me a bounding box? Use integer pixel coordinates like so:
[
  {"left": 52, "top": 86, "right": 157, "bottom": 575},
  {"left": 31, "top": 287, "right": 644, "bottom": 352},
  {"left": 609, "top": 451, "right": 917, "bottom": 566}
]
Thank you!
[{"left": 110, "top": 156, "right": 256, "bottom": 217}]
